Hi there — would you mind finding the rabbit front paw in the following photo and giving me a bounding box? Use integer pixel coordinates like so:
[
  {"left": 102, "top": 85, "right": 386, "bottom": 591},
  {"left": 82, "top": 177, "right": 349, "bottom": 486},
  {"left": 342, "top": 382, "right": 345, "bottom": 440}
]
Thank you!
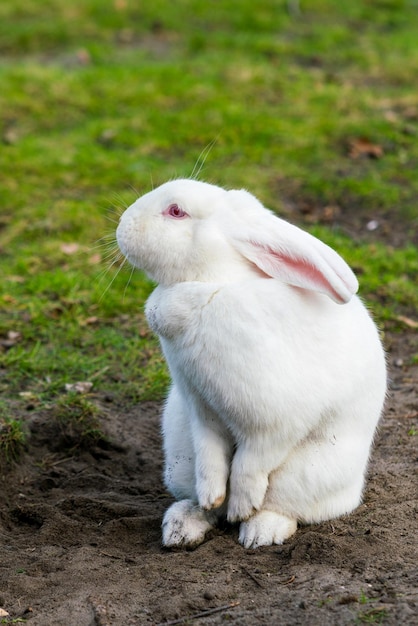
[
  {"left": 162, "top": 499, "right": 217, "bottom": 548},
  {"left": 196, "top": 471, "right": 227, "bottom": 511},
  {"left": 227, "top": 472, "right": 269, "bottom": 522},
  {"left": 239, "top": 511, "right": 297, "bottom": 549},
  {"left": 197, "top": 486, "right": 226, "bottom": 511}
]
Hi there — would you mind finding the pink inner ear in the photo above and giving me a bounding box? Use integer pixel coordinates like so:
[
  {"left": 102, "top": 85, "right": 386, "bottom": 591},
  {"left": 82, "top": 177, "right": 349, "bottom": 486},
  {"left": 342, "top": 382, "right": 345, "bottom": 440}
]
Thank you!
[
  {"left": 278, "top": 253, "right": 346, "bottom": 303},
  {"left": 254, "top": 246, "right": 349, "bottom": 304}
]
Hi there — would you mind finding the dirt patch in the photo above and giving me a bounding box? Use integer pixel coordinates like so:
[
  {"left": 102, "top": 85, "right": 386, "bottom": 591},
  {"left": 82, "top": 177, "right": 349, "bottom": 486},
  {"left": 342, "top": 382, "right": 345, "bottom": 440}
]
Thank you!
[{"left": 0, "top": 327, "right": 417, "bottom": 625}]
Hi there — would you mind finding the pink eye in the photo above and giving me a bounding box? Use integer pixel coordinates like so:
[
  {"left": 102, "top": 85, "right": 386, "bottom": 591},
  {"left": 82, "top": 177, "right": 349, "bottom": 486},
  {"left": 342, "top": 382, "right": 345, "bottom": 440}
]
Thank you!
[{"left": 163, "top": 204, "right": 189, "bottom": 219}]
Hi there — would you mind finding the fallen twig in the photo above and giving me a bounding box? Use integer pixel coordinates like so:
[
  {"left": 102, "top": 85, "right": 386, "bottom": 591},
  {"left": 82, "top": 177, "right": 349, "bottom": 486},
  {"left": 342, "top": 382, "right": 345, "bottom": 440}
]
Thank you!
[
  {"left": 156, "top": 601, "right": 240, "bottom": 625},
  {"left": 241, "top": 566, "right": 266, "bottom": 588},
  {"left": 99, "top": 550, "right": 124, "bottom": 560},
  {"left": 279, "top": 575, "right": 296, "bottom": 585}
]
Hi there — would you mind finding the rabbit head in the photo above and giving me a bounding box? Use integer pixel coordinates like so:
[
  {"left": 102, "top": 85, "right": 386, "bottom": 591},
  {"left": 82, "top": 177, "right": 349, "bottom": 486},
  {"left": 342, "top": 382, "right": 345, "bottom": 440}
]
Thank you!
[{"left": 116, "top": 178, "right": 358, "bottom": 303}]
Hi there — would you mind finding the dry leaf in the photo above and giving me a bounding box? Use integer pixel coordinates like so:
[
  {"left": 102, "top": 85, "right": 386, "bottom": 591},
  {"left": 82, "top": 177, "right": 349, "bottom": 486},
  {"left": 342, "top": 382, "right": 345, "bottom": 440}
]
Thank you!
[
  {"left": 0, "top": 609, "right": 10, "bottom": 617},
  {"left": 2, "top": 128, "right": 19, "bottom": 145},
  {"left": 3, "top": 294, "right": 17, "bottom": 303},
  {"left": 85, "top": 316, "right": 99, "bottom": 324},
  {"left": 81, "top": 316, "right": 99, "bottom": 326},
  {"left": 88, "top": 253, "right": 102, "bottom": 265},
  {"left": 65, "top": 381, "right": 93, "bottom": 394},
  {"left": 61, "top": 243, "right": 80, "bottom": 255},
  {"left": 395, "top": 315, "right": 418, "bottom": 329},
  {"left": 6, "top": 275, "right": 25, "bottom": 283},
  {"left": 1, "top": 330, "right": 22, "bottom": 348},
  {"left": 348, "top": 138, "right": 383, "bottom": 159},
  {"left": 383, "top": 110, "right": 398, "bottom": 123},
  {"left": 76, "top": 49, "right": 91, "bottom": 65}
]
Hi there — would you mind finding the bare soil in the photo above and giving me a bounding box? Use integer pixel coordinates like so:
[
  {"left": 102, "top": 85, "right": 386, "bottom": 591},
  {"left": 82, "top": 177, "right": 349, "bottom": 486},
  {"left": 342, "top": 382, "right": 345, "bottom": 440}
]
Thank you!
[
  {"left": 0, "top": 326, "right": 416, "bottom": 626},
  {"left": 1, "top": 202, "right": 417, "bottom": 625}
]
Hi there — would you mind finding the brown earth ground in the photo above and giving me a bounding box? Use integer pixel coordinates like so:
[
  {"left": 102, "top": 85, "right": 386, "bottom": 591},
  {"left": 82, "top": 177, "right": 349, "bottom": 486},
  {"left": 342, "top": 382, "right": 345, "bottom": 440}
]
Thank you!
[{"left": 1, "top": 206, "right": 417, "bottom": 625}]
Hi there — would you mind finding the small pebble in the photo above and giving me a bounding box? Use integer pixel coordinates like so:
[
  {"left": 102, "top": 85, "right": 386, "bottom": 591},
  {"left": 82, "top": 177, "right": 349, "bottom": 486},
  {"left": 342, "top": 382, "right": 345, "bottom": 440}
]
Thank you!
[
  {"left": 203, "top": 590, "right": 215, "bottom": 601},
  {"left": 366, "top": 220, "right": 379, "bottom": 231}
]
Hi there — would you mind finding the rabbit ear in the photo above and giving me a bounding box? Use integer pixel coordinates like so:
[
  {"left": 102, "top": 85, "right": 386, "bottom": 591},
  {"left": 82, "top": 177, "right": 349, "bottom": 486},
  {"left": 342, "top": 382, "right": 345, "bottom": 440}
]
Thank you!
[{"left": 226, "top": 190, "right": 359, "bottom": 304}]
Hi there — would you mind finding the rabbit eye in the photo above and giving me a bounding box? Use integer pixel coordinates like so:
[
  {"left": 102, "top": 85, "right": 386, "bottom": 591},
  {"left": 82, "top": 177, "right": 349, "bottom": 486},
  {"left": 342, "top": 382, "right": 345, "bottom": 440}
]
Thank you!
[{"left": 163, "top": 204, "right": 189, "bottom": 219}]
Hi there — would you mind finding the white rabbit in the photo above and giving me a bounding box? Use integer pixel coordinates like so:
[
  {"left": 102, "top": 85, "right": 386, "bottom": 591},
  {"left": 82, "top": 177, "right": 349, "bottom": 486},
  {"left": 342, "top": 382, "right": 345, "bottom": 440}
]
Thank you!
[{"left": 116, "top": 178, "right": 387, "bottom": 549}]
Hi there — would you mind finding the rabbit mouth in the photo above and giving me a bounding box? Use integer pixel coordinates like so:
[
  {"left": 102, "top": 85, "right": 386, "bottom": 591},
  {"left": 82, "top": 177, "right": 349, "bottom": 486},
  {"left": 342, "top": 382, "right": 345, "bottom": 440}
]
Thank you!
[
  {"left": 117, "top": 240, "right": 143, "bottom": 274},
  {"left": 116, "top": 219, "right": 143, "bottom": 265}
]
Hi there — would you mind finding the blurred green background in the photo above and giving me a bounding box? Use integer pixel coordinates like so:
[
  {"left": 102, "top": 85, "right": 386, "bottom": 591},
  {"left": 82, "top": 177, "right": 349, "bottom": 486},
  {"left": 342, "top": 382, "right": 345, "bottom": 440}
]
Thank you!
[{"left": 0, "top": 0, "right": 417, "bottom": 426}]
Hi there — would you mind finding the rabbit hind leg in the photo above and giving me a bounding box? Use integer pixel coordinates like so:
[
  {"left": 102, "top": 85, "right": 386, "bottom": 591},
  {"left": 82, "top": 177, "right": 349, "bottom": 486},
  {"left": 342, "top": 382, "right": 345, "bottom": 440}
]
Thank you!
[{"left": 264, "top": 435, "right": 368, "bottom": 525}]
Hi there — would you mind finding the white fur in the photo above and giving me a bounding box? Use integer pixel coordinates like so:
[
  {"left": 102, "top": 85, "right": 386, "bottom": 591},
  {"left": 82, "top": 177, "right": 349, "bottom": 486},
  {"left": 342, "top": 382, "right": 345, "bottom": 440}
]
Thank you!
[
  {"left": 116, "top": 178, "right": 387, "bottom": 549},
  {"left": 162, "top": 499, "right": 218, "bottom": 548}
]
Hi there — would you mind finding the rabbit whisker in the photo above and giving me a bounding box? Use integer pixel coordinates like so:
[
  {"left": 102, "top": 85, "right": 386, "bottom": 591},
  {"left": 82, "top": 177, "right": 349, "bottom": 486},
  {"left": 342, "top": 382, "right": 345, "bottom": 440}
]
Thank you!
[
  {"left": 92, "top": 233, "right": 118, "bottom": 247},
  {"left": 123, "top": 263, "right": 137, "bottom": 300},
  {"left": 110, "top": 190, "right": 131, "bottom": 208},
  {"left": 104, "top": 214, "right": 120, "bottom": 225},
  {"left": 98, "top": 255, "right": 128, "bottom": 301},
  {"left": 128, "top": 183, "right": 141, "bottom": 198},
  {"left": 89, "top": 239, "right": 121, "bottom": 262},
  {"left": 100, "top": 247, "right": 124, "bottom": 263},
  {"left": 94, "top": 245, "right": 124, "bottom": 279},
  {"left": 190, "top": 137, "right": 218, "bottom": 180}
]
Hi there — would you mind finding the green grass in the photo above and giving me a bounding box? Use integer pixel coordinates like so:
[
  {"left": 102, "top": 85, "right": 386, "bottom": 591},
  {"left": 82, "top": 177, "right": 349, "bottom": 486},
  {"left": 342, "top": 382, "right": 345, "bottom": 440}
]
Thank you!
[
  {"left": 0, "top": 0, "right": 417, "bottom": 444},
  {"left": 0, "top": 403, "right": 26, "bottom": 464},
  {"left": 355, "top": 590, "right": 389, "bottom": 624},
  {"left": 43, "top": 392, "right": 108, "bottom": 452}
]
